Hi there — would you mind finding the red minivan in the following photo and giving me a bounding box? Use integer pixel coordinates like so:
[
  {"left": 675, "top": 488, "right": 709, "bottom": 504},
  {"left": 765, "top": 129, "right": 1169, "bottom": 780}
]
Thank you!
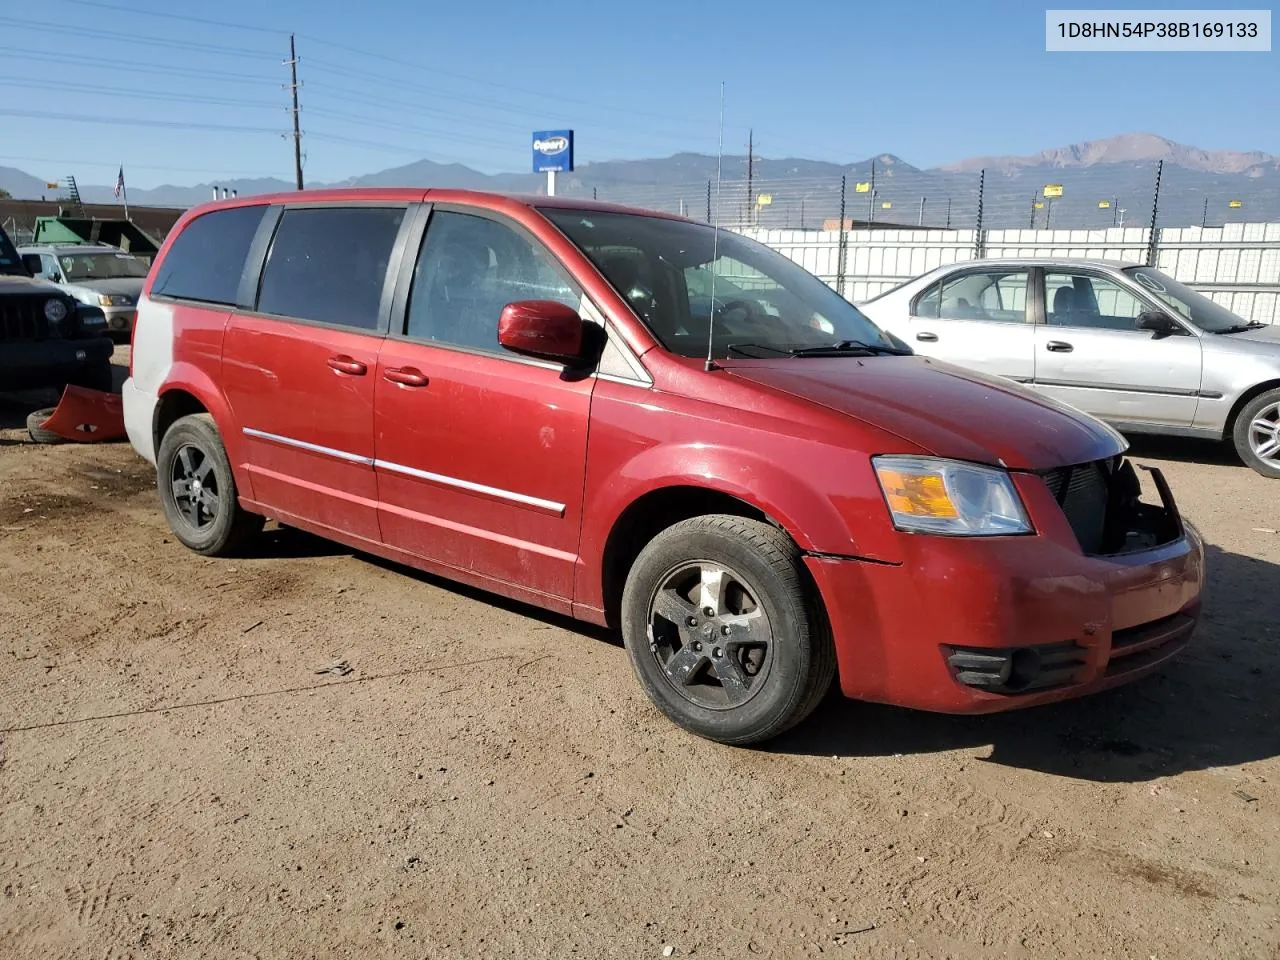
[{"left": 123, "top": 189, "right": 1203, "bottom": 744}]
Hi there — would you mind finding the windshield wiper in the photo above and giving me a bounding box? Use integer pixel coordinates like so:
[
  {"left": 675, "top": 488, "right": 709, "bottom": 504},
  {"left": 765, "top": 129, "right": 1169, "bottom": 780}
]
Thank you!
[
  {"left": 788, "top": 340, "right": 912, "bottom": 357},
  {"left": 1217, "top": 322, "right": 1267, "bottom": 334}
]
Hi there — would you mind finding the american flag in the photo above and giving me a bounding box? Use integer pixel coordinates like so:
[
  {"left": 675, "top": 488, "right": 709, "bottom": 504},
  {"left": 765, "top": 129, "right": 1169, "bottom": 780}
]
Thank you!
[{"left": 114, "top": 166, "right": 125, "bottom": 199}]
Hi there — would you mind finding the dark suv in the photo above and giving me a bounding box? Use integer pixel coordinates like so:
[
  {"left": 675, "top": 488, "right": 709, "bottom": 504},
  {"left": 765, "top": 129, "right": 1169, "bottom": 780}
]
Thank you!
[{"left": 0, "top": 223, "right": 114, "bottom": 393}]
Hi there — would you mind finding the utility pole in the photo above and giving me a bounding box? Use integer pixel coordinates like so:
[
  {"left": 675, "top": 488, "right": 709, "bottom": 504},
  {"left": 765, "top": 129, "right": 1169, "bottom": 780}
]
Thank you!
[
  {"left": 286, "top": 34, "right": 303, "bottom": 191},
  {"left": 1201, "top": 196, "right": 1209, "bottom": 228},
  {"left": 867, "top": 158, "right": 877, "bottom": 223},
  {"left": 1111, "top": 197, "right": 1119, "bottom": 227},
  {"left": 945, "top": 197, "right": 952, "bottom": 229},
  {"left": 746, "top": 129, "right": 754, "bottom": 225}
]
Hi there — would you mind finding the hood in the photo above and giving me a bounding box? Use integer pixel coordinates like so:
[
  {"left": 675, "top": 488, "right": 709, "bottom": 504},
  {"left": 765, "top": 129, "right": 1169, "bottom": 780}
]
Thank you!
[
  {"left": 725, "top": 356, "right": 1126, "bottom": 471},
  {"left": 0, "top": 273, "right": 66, "bottom": 295},
  {"left": 65, "top": 277, "right": 145, "bottom": 297},
  {"left": 1213, "top": 324, "right": 1280, "bottom": 346}
]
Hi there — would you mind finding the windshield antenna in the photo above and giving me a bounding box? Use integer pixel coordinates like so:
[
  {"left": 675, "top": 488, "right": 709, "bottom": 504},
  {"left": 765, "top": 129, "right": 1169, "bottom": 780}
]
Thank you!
[{"left": 704, "top": 81, "right": 725, "bottom": 372}]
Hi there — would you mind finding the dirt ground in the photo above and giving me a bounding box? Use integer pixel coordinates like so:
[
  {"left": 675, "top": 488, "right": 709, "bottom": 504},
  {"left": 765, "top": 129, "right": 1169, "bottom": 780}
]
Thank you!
[{"left": 1, "top": 351, "right": 1278, "bottom": 960}]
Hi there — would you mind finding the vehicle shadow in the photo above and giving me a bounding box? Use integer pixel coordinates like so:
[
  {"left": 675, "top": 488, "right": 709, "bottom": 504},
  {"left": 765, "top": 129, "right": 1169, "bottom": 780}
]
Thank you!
[
  {"left": 772, "top": 543, "right": 1278, "bottom": 782},
  {"left": 1125, "top": 433, "right": 1242, "bottom": 468}
]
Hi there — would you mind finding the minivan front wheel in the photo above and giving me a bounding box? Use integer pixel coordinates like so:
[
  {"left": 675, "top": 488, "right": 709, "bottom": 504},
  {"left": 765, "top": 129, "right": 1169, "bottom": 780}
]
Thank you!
[
  {"left": 157, "top": 413, "right": 264, "bottom": 555},
  {"left": 1233, "top": 388, "right": 1280, "bottom": 478},
  {"left": 620, "top": 515, "right": 835, "bottom": 745}
]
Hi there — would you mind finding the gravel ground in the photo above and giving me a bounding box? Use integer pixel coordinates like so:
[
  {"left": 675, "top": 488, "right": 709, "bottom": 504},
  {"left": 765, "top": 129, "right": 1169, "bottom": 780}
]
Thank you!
[{"left": 1, "top": 354, "right": 1277, "bottom": 959}]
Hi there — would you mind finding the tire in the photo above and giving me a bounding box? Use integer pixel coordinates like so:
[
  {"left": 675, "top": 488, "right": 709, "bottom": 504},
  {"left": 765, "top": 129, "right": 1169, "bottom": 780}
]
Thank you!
[
  {"left": 1232, "top": 387, "right": 1280, "bottom": 478},
  {"left": 620, "top": 515, "right": 836, "bottom": 746},
  {"left": 156, "top": 413, "right": 264, "bottom": 556},
  {"left": 26, "top": 408, "right": 64, "bottom": 444},
  {"left": 68, "top": 361, "right": 114, "bottom": 394}
]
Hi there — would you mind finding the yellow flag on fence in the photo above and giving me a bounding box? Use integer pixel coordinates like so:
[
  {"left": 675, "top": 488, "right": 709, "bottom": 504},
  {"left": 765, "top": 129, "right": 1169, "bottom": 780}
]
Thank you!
[
  {"left": 1098, "top": 200, "right": 1111, "bottom": 209},
  {"left": 755, "top": 193, "right": 772, "bottom": 207},
  {"left": 1229, "top": 200, "right": 1243, "bottom": 208},
  {"left": 1034, "top": 202, "right": 1045, "bottom": 209},
  {"left": 881, "top": 201, "right": 892, "bottom": 209},
  {"left": 1043, "top": 184, "right": 1064, "bottom": 198},
  {"left": 854, "top": 182, "right": 870, "bottom": 193}
]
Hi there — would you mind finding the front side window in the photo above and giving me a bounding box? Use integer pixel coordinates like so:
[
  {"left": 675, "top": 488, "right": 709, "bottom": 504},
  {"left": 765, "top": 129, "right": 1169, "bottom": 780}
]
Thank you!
[
  {"left": 405, "top": 210, "right": 581, "bottom": 352},
  {"left": 59, "top": 251, "right": 149, "bottom": 281},
  {"left": 915, "top": 271, "right": 1028, "bottom": 323},
  {"left": 151, "top": 205, "right": 266, "bottom": 305},
  {"left": 543, "top": 209, "right": 895, "bottom": 359},
  {"left": 257, "top": 206, "right": 405, "bottom": 329},
  {"left": 1045, "top": 272, "right": 1145, "bottom": 330}
]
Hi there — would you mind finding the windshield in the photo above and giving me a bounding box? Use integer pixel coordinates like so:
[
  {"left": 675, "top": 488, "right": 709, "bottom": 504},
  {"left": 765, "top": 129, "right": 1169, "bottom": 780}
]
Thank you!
[
  {"left": 59, "top": 251, "right": 149, "bottom": 281},
  {"left": 1124, "top": 267, "right": 1248, "bottom": 333},
  {"left": 0, "top": 227, "right": 23, "bottom": 276},
  {"left": 542, "top": 209, "right": 895, "bottom": 358}
]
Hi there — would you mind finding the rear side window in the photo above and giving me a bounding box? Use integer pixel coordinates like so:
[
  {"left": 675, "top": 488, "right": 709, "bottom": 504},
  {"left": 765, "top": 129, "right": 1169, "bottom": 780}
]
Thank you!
[
  {"left": 257, "top": 206, "right": 405, "bottom": 330},
  {"left": 151, "top": 205, "right": 266, "bottom": 305}
]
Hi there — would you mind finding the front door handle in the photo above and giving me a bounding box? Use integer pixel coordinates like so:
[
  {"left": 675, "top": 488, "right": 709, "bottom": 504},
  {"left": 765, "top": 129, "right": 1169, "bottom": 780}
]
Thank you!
[
  {"left": 1046, "top": 341, "right": 1074, "bottom": 353},
  {"left": 383, "top": 366, "right": 429, "bottom": 388},
  {"left": 327, "top": 354, "right": 368, "bottom": 376},
  {"left": 916, "top": 331, "right": 938, "bottom": 342}
]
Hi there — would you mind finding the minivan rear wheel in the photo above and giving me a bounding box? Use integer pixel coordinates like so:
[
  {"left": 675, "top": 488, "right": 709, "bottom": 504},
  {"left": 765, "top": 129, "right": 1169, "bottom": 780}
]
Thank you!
[
  {"left": 620, "top": 515, "right": 835, "bottom": 745},
  {"left": 1232, "top": 388, "right": 1280, "bottom": 478},
  {"left": 157, "top": 413, "right": 264, "bottom": 556}
]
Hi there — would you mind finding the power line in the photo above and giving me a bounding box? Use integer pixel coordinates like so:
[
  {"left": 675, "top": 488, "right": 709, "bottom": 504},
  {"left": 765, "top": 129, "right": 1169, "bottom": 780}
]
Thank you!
[
  {"left": 0, "top": 17, "right": 278, "bottom": 59},
  {"left": 0, "top": 154, "right": 287, "bottom": 178},
  {"left": 0, "top": 47, "right": 280, "bottom": 84},
  {"left": 0, "top": 75, "right": 280, "bottom": 110},
  {"left": 53, "top": 0, "right": 289, "bottom": 36},
  {"left": 0, "top": 108, "right": 282, "bottom": 135}
]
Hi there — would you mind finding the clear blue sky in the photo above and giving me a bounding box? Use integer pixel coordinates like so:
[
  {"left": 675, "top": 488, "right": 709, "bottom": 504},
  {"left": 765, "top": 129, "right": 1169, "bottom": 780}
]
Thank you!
[{"left": 1, "top": 0, "right": 1276, "bottom": 189}]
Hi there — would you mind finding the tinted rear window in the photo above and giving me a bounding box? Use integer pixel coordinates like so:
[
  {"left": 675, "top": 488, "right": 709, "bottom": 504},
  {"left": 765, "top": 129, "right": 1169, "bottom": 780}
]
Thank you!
[
  {"left": 256, "top": 206, "right": 405, "bottom": 330},
  {"left": 151, "top": 205, "right": 266, "bottom": 305}
]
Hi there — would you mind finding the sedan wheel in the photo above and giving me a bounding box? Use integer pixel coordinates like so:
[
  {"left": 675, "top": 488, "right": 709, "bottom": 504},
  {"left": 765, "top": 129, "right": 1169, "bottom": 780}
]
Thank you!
[{"left": 1232, "top": 388, "right": 1280, "bottom": 479}]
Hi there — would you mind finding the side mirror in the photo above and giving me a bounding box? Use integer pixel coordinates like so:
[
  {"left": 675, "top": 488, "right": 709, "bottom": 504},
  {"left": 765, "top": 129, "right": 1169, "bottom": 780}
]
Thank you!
[
  {"left": 1137, "top": 310, "right": 1178, "bottom": 335},
  {"left": 498, "top": 300, "right": 585, "bottom": 363},
  {"left": 21, "top": 254, "right": 43, "bottom": 278}
]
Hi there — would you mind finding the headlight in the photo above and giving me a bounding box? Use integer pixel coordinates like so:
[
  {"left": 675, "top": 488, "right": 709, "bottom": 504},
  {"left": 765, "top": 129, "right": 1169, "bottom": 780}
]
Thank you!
[
  {"left": 44, "top": 298, "right": 68, "bottom": 322},
  {"left": 872, "top": 456, "right": 1032, "bottom": 536},
  {"left": 97, "top": 294, "right": 133, "bottom": 306}
]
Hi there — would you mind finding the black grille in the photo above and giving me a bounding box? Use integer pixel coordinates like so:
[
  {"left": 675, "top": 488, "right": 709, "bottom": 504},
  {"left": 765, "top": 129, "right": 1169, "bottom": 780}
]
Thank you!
[
  {"left": 0, "top": 294, "right": 54, "bottom": 341},
  {"left": 1043, "top": 460, "right": 1111, "bottom": 554}
]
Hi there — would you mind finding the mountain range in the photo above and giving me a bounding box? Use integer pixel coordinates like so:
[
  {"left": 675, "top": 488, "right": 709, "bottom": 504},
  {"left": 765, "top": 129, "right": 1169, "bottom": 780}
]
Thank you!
[{"left": 3, "top": 133, "right": 1278, "bottom": 229}]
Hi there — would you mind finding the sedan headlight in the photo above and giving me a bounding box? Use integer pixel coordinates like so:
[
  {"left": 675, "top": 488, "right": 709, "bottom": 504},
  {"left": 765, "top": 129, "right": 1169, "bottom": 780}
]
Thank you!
[
  {"left": 44, "top": 298, "right": 68, "bottom": 322},
  {"left": 98, "top": 294, "right": 134, "bottom": 306},
  {"left": 872, "top": 456, "right": 1032, "bottom": 536}
]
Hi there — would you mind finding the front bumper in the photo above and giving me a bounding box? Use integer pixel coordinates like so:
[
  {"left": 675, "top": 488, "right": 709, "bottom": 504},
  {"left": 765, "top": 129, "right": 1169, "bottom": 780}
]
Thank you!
[
  {"left": 0, "top": 336, "right": 114, "bottom": 392},
  {"left": 808, "top": 469, "right": 1204, "bottom": 714},
  {"left": 101, "top": 306, "right": 137, "bottom": 333}
]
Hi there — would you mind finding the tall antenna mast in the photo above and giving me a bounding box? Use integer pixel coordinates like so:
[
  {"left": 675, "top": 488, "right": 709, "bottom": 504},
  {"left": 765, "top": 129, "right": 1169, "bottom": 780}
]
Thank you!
[{"left": 704, "top": 82, "right": 725, "bottom": 373}]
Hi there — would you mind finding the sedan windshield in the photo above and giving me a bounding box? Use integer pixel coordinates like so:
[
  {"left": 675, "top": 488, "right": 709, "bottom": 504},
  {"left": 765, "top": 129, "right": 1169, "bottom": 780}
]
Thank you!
[
  {"left": 1124, "top": 267, "right": 1249, "bottom": 333},
  {"left": 59, "top": 251, "right": 149, "bottom": 281},
  {"left": 543, "top": 209, "right": 897, "bottom": 359}
]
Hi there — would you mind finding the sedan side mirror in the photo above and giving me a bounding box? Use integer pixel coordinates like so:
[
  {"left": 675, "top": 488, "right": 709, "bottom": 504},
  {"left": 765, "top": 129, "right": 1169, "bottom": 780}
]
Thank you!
[
  {"left": 498, "top": 300, "right": 585, "bottom": 363},
  {"left": 1137, "top": 310, "right": 1179, "bottom": 335}
]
